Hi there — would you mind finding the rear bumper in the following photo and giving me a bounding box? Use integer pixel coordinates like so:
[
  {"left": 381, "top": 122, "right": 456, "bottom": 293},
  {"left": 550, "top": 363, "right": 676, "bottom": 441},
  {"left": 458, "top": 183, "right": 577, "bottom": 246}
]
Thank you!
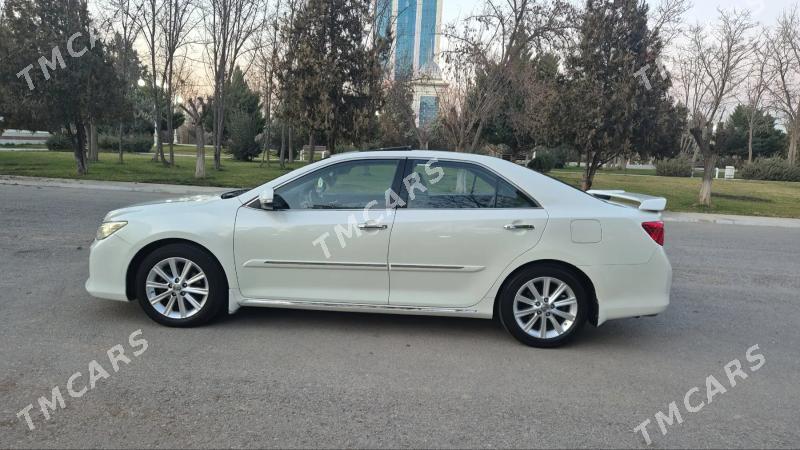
[
  {"left": 85, "top": 234, "right": 130, "bottom": 302},
  {"left": 582, "top": 248, "right": 672, "bottom": 325}
]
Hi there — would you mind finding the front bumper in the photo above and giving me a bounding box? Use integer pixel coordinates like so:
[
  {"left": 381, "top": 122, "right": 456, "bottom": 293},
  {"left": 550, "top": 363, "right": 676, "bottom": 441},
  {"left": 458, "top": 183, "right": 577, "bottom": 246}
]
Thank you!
[
  {"left": 582, "top": 248, "right": 672, "bottom": 325},
  {"left": 85, "top": 234, "right": 131, "bottom": 302}
]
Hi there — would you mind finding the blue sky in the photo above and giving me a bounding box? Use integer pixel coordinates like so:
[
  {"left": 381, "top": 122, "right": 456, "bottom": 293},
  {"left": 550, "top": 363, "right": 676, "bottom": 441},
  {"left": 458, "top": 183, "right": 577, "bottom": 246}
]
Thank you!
[{"left": 442, "top": 0, "right": 796, "bottom": 27}]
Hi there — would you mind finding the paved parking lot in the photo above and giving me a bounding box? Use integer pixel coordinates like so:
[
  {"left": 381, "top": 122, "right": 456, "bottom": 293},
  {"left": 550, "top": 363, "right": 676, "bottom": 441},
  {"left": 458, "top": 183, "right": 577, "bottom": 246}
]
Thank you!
[{"left": 1, "top": 183, "right": 798, "bottom": 448}]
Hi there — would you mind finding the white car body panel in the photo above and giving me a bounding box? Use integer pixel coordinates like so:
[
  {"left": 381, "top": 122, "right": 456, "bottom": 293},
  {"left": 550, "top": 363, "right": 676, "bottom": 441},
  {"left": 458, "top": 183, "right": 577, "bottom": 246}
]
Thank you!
[
  {"left": 86, "top": 150, "right": 671, "bottom": 327},
  {"left": 233, "top": 207, "right": 396, "bottom": 304},
  {"left": 387, "top": 208, "right": 548, "bottom": 308}
]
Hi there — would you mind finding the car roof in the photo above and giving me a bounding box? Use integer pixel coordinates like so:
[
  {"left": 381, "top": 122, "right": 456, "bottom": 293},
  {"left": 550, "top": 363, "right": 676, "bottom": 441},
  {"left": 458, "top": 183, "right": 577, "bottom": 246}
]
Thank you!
[{"left": 333, "top": 149, "right": 506, "bottom": 165}]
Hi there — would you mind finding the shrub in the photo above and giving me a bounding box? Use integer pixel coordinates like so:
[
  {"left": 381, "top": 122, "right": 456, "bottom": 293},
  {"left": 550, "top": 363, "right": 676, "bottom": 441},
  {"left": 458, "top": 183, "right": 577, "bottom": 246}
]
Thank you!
[
  {"left": 527, "top": 153, "right": 555, "bottom": 173},
  {"left": 227, "top": 111, "right": 262, "bottom": 161},
  {"left": 655, "top": 157, "right": 693, "bottom": 177},
  {"left": 46, "top": 133, "right": 73, "bottom": 152},
  {"left": 97, "top": 134, "right": 153, "bottom": 153},
  {"left": 740, "top": 158, "right": 800, "bottom": 182}
]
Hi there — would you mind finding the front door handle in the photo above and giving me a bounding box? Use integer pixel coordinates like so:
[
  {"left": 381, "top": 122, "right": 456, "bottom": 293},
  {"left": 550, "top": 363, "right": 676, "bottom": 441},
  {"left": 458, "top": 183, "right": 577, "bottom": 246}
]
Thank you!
[
  {"left": 358, "top": 223, "right": 388, "bottom": 230},
  {"left": 504, "top": 224, "right": 535, "bottom": 230}
]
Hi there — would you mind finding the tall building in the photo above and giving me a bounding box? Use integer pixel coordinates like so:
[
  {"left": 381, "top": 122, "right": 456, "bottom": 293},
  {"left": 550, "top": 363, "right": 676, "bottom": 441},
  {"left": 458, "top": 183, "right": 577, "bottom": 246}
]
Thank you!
[{"left": 377, "top": 0, "right": 447, "bottom": 128}]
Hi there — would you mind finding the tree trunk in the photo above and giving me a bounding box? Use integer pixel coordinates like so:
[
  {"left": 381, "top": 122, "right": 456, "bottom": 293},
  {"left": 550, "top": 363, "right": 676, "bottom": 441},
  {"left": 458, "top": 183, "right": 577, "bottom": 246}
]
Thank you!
[
  {"left": 167, "top": 70, "right": 175, "bottom": 167},
  {"left": 74, "top": 120, "right": 88, "bottom": 175},
  {"left": 689, "top": 125, "right": 716, "bottom": 206},
  {"left": 788, "top": 121, "right": 799, "bottom": 165},
  {"left": 118, "top": 124, "right": 124, "bottom": 163},
  {"left": 308, "top": 134, "right": 315, "bottom": 163},
  {"left": 91, "top": 120, "right": 98, "bottom": 161},
  {"left": 326, "top": 130, "right": 335, "bottom": 158},
  {"left": 469, "top": 120, "right": 484, "bottom": 154},
  {"left": 279, "top": 123, "right": 286, "bottom": 169},
  {"left": 581, "top": 155, "right": 599, "bottom": 191},
  {"left": 167, "top": 116, "right": 175, "bottom": 167},
  {"left": 747, "top": 124, "right": 754, "bottom": 163},
  {"left": 213, "top": 79, "right": 226, "bottom": 171},
  {"left": 151, "top": 120, "right": 160, "bottom": 161},
  {"left": 195, "top": 123, "right": 205, "bottom": 179},
  {"left": 87, "top": 119, "right": 98, "bottom": 162},
  {"left": 698, "top": 152, "right": 716, "bottom": 206},
  {"left": 288, "top": 126, "right": 294, "bottom": 163}
]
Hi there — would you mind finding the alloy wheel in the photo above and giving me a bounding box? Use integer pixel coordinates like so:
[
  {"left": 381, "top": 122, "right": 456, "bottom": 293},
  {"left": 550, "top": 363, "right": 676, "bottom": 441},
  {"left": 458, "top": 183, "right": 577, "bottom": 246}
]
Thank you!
[
  {"left": 512, "top": 276, "right": 579, "bottom": 339},
  {"left": 145, "top": 257, "right": 209, "bottom": 319}
]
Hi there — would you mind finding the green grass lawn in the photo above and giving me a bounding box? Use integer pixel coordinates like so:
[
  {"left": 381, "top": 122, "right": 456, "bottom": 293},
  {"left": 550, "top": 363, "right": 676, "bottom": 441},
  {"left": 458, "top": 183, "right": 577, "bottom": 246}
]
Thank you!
[
  {"left": 549, "top": 170, "right": 800, "bottom": 218},
  {"left": 0, "top": 150, "right": 305, "bottom": 188},
  {"left": 1, "top": 151, "right": 798, "bottom": 218},
  {"left": 555, "top": 165, "right": 658, "bottom": 176}
]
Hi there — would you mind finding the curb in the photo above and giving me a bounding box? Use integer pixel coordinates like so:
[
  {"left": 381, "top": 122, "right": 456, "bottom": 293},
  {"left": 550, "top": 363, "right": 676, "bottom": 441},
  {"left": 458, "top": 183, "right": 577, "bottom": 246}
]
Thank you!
[
  {"left": 0, "top": 175, "right": 228, "bottom": 195},
  {"left": 662, "top": 212, "right": 800, "bottom": 229}
]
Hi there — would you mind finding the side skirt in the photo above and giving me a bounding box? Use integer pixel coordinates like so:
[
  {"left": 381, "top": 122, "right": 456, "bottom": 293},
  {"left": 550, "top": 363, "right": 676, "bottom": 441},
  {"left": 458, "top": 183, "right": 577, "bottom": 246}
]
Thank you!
[{"left": 227, "top": 289, "right": 490, "bottom": 318}]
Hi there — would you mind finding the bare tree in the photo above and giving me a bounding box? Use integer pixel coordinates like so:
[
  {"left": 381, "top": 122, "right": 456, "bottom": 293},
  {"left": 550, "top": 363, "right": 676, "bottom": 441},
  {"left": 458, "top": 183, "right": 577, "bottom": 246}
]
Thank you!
[
  {"left": 680, "top": 9, "right": 755, "bottom": 206},
  {"left": 742, "top": 34, "right": 773, "bottom": 163},
  {"left": 179, "top": 93, "right": 210, "bottom": 178},
  {"left": 107, "top": 0, "right": 142, "bottom": 163},
  {"left": 203, "top": 0, "right": 266, "bottom": 170},
  {"left": 438, "top": 0, "right": 573, "bottom": 153},
  {"left": 253, "top": 0, "right": 281, "bottom": 168},
  {"left": 649, "top": 0, "right": 692, "bottom": 46},
  {"left": 133, "top": 0, "right": 166, "bottom": 163},
  {"left": 766, "top": 7, "right": 800, "bottom": 165},
  {"left": 436, "top": 43, "right": 503, "bottom": 152},
  {"left": 160, "top": 0, "right": 197, "bottom": 166}
]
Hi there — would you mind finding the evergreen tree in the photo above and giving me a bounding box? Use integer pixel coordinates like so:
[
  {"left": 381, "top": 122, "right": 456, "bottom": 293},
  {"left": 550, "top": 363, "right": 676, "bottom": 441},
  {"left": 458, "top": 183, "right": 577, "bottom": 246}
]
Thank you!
[
  {"left": 225, "top": 67, "right": 265, "bottom": 161},
  {"left": 723, "top": 105, "right": 787, "bottom": 160},
  {"left": 562, "top": 0, "right": 676, "bottom": 190},
  {"left": 279, "top": 0, "right": 390, "bottom": 156},
  {"left": 0, "top": 0, "right": 124, "bottom": 175}
]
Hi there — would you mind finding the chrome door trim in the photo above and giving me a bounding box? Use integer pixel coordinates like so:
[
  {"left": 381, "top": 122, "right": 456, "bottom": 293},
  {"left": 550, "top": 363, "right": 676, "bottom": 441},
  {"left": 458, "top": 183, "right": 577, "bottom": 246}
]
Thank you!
[
  {"left": 243, "top": 259, "right": 388, "bottom": 270},
  {"left": 238, "top": 297, "right": 482, "bottom": 316},
  {"left": 389, "top": 264, "right": 485, "bottom": 272}
]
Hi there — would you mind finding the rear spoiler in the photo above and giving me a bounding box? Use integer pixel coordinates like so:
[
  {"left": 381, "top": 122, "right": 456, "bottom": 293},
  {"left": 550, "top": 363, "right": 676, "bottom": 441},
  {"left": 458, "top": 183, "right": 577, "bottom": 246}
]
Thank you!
[{"left": 587, "top": 190, "right": 667, "bottom": 212}]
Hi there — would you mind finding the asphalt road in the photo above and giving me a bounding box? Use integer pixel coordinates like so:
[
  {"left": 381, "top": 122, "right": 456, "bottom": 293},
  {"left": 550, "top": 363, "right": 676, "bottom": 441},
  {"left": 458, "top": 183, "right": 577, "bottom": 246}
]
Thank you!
[{"left": 0, "top": 184, "right": 798, "bottom": 449}]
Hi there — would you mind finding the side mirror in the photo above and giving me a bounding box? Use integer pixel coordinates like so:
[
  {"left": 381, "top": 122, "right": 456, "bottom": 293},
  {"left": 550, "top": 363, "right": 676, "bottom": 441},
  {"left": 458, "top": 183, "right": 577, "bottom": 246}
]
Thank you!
[{"left": 259, "top": 188, "right": 275, "bottom": 210}]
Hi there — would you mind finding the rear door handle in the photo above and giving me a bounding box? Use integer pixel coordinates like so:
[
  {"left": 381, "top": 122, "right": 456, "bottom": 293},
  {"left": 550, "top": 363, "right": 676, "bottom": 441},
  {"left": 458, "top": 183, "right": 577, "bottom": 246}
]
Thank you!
[
  {"left": 358, "top": 223, "right": 388, "bottom": 230},
  {"left": 504, "top": 224, "right": 535, "bottom": 230}
]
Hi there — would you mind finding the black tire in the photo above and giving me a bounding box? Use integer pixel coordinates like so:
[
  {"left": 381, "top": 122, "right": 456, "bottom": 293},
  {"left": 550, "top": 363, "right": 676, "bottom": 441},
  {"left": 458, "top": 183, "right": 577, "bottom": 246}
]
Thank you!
[
  {"left": 498, "top": 264, "right": 588, "bottom": 348},
  {"left": 135, "top": 243, "right": 227, "bottom": 327}
]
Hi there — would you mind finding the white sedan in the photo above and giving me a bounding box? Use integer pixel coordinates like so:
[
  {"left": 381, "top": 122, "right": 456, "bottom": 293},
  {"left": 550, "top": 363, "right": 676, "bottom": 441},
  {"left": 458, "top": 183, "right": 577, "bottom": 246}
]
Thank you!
[{"left": 86, "top": 150, "right": 671, "bottom": 347}]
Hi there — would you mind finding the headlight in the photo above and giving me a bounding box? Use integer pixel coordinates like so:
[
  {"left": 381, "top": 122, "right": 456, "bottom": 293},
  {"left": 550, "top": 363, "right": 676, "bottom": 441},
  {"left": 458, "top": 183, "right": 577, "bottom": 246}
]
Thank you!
[{"left": 96, "top": 221, "right": 127, "bottom": 240}]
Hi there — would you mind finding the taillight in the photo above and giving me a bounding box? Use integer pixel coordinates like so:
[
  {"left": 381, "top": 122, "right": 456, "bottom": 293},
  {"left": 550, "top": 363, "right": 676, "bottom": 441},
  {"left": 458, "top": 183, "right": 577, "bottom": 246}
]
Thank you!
[{"left": 642, "top": 221, "right": 664, "bottom": 246}]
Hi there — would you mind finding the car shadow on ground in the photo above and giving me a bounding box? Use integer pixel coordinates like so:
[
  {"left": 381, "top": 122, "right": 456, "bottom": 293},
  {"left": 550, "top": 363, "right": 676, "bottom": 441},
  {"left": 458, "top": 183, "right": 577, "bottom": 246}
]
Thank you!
[{"left": 91, "top": 297, "right": 673, "bottom": 349}]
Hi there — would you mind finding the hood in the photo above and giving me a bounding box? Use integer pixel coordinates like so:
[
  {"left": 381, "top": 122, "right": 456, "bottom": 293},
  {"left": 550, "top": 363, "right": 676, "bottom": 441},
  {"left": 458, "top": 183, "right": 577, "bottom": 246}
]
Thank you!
[{"left": 104, "top": 194, "right": 228, "bottom": 221}]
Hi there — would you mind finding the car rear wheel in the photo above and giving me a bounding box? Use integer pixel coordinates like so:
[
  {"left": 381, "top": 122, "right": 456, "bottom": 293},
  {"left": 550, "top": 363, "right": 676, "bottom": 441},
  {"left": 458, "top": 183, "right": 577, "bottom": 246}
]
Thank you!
[
  {"left": 135, "top": 243, "right": 226, "bottom": 327},
  {"left": 498, "top": 264, "right": 588, "bottom": 348}
]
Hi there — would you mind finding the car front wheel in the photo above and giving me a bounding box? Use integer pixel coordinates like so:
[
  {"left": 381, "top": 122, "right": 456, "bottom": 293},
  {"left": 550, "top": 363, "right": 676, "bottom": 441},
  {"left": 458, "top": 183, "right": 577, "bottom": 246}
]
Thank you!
[
  {"left": 135, "top": 243, "right": 226, "bottom": 327},
  {"left": 498, "top": 264, "right": 588, "bottom": 348}
]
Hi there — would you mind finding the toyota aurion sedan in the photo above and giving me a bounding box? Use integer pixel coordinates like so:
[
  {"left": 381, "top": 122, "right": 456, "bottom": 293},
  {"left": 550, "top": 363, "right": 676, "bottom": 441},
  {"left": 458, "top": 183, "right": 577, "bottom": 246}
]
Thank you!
[{"left": 86, "top": 150, "right": 671, "bottom": 347}]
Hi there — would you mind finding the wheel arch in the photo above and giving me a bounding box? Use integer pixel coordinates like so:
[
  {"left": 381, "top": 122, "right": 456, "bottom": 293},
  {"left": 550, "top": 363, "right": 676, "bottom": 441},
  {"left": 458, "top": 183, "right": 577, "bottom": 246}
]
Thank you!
[
  {"left": 493, "top": 259, "right": 599, "bottom": 326},
  {"left": 125, "top": 238, "right": 229, "bottom": 301}
]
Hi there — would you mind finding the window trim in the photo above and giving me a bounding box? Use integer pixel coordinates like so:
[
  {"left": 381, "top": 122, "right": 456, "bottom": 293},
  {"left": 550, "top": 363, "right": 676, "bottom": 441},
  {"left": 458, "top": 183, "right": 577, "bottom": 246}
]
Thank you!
[
  {"left": 247, "top": 157, "right": 406, "bottom": 212},
  {"left": 245, "top": 156, "right": 542, "bottom": 211},
  {"left": 399, "top": 158, "right": 541, "bottom": 210}
]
